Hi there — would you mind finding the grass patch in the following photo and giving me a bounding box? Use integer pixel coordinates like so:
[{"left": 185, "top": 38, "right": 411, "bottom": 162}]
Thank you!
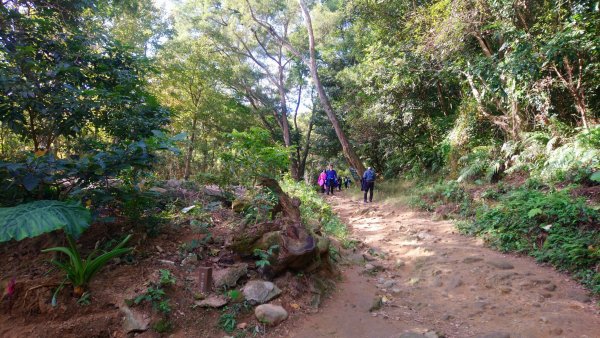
[{"left": 348, "top": 179, "right": 418, "bottom": 206}]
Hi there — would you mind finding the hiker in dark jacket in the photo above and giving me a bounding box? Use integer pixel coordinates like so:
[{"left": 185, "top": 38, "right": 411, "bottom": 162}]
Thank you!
[
  {"left": 325, "top": 165, "right": 337, "bottom": 195},
  {"left": 363, "top": 167, "right": 376, "bottom": 203}
]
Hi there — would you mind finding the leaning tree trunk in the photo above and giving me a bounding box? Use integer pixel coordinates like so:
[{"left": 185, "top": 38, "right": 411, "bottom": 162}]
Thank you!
[
  {"left": 297, "top": 0, "right": 365, "bottom": 177},
  {"left": 227, "top": 177, "right": 332, "bottom": 275}
]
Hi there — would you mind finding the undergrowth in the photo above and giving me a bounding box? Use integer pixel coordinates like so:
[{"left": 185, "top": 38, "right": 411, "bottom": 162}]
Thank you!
[
  {"left": 459, "top": 188, "right": 600, "bottom": 292},
  {"left": 280, "top": 176, "right": 350, "bottom": 245}
]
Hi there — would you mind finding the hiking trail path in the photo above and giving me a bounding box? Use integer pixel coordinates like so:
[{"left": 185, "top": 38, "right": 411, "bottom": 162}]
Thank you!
[{"left": 287, "top": 192, "right": 600, "bottom": 338}]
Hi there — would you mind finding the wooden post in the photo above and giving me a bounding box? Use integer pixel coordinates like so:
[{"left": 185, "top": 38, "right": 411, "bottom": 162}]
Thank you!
[{"left": 198, "top": 266, "right": 213, "bottom": 294}]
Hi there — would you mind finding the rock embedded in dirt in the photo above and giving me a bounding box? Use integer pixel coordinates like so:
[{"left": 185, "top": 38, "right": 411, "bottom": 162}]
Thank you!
[
  {"left": 194, "top": 295, "right": 229, "bottom": 308},
  {"left": 487, "top": 260, "right": 514, "bottom": 270},
  {"left": 416, "top": 232, "right": 434, "bottom": 241},
  {"left": 254, "top": 304, "right": 288, "bottom": 326},
  {"left": 476, "top": 333, "right": 511, "bottom": 338},
  {"left": 242, "top": 280, "right": 282, "bottom": 304},
  {"left": 369, "top": 296, "right": 383, "bottom": 312},
  {"left": 121, "top": 305, "right": 150, "bottom": 333},
  {"left": 463, "top": 256, "right": 484, "bottom": 264},
  {"left": 181, "top": 253, "right": 198, "bottom": 266},
  {"left": 445, "top": 276, "right": 463, "bottom": 289},
  {"left": 399, "top": 332, "right": 441, "bottom": 338},
  {"left": 566, "top": 290, "right": 591, "bottom": 303},
  {"left": 382, "top": 279, "right": 396, "bottom": 289},
  {"left": 213, "top": 263, "right": 248, "bottom": 288}
]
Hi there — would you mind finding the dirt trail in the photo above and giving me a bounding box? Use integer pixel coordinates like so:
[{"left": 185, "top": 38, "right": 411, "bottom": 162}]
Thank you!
[{"left": 288, "top": 192, "right": 600, "bottom": 338}]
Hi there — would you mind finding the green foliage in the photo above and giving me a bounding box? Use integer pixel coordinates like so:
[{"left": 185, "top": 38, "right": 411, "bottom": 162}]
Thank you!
[
  {"left": 77, "top": 292, "right": 91, "bottom": 306},
  {"left": 280, "top": 177, "right": 349, "bottom": 240},
  {"left": 134, "top": 285, "right": 172, "bottom": 314},
  {"left": 0, "top": 132, "right": 182, "bottom": 206},
  {"left": 463, "top": 188, "right": 599, "bottom": 292},
  {"left": 42, "top": 234, "right": 133, "bottom": 288},
  {"left": 0, "top": 1, "right": 169, "bottom": 149},
  {"left": 456, "top": 146, "right": 502, "bottom": 183},
  {"left": 152, "top": 318, "right": 173, "bottom": 333},
  {"left": 242, "top": 188, "right": 278, "bottom": 224},
  {"left": 159, "top": 269, "right": 176, "bottom": 286},
  {"left": 217, "top": 302, "right": 251, "bottom": 334},
  {"left": 0, "top": 200, "right": 91, "bottom": 242},
  {"left": 220, "top": 128, "right": 289, "bottom": 185},
  {"left": 411, "top": 180, "right": 469, "bottom": 211},
  {"left": 253, "top": 245, "right": 279, "bottom": 269},
  {"left": 218, "top": 313, "right": 236, "bottom": 333}
]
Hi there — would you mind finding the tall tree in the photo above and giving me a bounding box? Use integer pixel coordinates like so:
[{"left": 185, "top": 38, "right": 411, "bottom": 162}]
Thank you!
[{"left": 245, "top": 0, "right": 366, "bottom": 176}]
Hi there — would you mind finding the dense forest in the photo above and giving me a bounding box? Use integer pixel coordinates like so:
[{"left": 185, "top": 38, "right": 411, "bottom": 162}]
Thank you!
[{"left": 0, "top": 0, "right": 598, "bottom": 336}]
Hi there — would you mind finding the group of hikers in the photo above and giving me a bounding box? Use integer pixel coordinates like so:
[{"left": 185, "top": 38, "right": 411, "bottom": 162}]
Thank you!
[
  {"left": 317, "top": 164, "right": 377, "bottom": 203},
  {"left": 317, "top": 165, "right": 352, "bottom": 195}
]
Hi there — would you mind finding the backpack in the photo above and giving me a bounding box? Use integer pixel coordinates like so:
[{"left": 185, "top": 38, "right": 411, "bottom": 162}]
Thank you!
[{"left": 364, "top": 169, "right": 375, "bottom": 182}]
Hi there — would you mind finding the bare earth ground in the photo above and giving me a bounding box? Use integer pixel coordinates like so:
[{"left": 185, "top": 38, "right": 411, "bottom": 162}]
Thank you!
[{"left": 286, "top": 192, "right": 600, "bottom": 338}]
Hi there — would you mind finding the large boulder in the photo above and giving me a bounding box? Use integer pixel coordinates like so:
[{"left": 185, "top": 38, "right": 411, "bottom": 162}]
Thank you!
[
  {"left": 242, "top": 280, "right": 281, "bottom": 304},
  {"left": 254, "top": 304, "right": 288, "bottom": 326}
]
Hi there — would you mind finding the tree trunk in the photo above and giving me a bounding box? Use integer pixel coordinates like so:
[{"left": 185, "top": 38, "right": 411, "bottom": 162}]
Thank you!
[
  {"left": 297, "top": 0, "right": 365, "bottom": 176},
  {"left": 277, "top": 75, "right": 300, "bottom": 180},
  {"left": 184, "top": 115, "right": 198, "bottom": 180}
]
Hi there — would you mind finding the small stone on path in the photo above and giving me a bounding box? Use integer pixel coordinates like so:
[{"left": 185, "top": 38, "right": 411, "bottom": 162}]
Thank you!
[
  {"left": 369, "top": 296, "right": 383, "bottom": 312},
  {"left": 254, "top": 304, "right": 288, "bottom": 326},
  {"left": 476, "top": 333, "right": 510, "bottom": 338},
  {"left": 566, "top": 290, "right": 591, "bottom": 303},
  {"left": 487, "top": 260, "right": 514, "bottom": 270},
  {"left": 463, "top": 256, "right": 483, "bottom": 264}
]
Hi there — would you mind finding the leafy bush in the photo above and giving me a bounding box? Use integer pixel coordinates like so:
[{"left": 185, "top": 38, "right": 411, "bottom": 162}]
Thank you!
[
  {"left": 43, "top": 234, "right": 132, "bottom": 296},
  {"left": 220, "top": 128, "right": 289, "bottom": 186},
  {"left": 463, "top": 188, "right": 599, "bottom": 292},
  {"left": 0, "top": 200, "right": 91, "bottom": 242}
]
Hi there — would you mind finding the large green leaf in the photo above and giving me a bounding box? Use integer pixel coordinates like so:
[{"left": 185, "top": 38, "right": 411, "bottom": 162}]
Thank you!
[{"left": 0, "top": 200, "right": 91, "bottom": 242}]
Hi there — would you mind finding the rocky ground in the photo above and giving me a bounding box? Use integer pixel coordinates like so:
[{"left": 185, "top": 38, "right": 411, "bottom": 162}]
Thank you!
[
  {"left": 285, "top": 192, "right": 600, "bottom": 338},
  {"left": 1, "top": 186, "right": 598, "bottom": 338}
]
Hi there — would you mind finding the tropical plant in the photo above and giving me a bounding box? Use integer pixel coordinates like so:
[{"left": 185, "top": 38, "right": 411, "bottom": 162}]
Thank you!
[
  {"left": 0, "top": 200, "right": 91, "bottom": 242},
  {"left": 42, "top": 234, "right": 133, "bottom": 297}
]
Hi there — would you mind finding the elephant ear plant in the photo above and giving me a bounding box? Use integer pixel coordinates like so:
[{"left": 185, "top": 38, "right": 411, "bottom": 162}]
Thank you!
[{"left": 0, "top": 200, "right": 133, "bottom": 302}]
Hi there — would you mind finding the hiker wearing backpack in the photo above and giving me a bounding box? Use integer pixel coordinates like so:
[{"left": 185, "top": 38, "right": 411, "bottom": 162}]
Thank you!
[
  {"left": 363, "top": 167, "right": 376, "bottom": 203},
  {"left": 317, "top": 169, "right": 327, "bottom": 193},
  {"left": 325, "top": 165, "right": 337, "bottom": 195}
]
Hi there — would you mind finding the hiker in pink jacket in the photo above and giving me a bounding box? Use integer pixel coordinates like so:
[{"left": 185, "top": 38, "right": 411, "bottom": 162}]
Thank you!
[{"left": 318, "top": 169, "right": 327, "bottom": 193}]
